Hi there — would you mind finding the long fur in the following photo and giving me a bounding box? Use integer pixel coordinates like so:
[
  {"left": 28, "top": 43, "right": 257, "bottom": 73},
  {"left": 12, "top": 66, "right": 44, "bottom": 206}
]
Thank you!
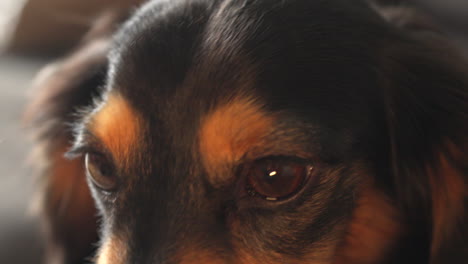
[
  {"left": 25, "top": 1, "right": 467, "bottom": 263},
  {"left": 24, "top": 9, "right": 133, "bottom": 264}
]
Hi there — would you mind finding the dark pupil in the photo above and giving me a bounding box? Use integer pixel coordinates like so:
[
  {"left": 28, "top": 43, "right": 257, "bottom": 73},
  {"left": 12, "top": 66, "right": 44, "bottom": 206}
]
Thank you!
[
  {"left": 249, "top": 159, "right": 306, "bottom": 199},
  {"left": 97, "top": 160, "right": 110, "bottom": 176},
  {"left": 89, "top": 155, "right": 111, "bottom": 176}
]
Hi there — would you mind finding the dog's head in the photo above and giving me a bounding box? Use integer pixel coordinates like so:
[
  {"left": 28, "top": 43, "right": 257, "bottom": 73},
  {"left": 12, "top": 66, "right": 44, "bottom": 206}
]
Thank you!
[{"left": 27, "top": 0, "right": 467, "bottom": 263}]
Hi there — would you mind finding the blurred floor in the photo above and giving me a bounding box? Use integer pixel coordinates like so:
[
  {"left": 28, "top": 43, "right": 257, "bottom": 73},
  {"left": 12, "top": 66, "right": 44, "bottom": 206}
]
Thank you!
[
  {"left": 1, "top": 0, "right": 46, "bottom": 263},
  {"left": 0, "top": 55, "right": 46, "bottom": 263}
]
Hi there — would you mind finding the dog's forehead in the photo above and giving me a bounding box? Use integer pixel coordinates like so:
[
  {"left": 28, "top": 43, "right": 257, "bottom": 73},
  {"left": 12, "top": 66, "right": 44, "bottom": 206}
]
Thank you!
[
  {"left": 108, "top": 0, "right": 254, "bottom": 101},
  {"left": 95, "top": 0, "right": 391, "bottom": 173},
  {"left": 107, "top": 0, "right": 387, "bottom": 104}
]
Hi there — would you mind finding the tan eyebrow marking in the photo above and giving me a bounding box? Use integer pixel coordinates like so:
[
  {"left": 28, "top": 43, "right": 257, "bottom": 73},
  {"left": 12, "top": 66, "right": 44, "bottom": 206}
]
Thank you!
[
  {"left": 90, "top": 93, "right": 142, "bottom": 164},
  {"left": 198, "top": 96, "right": 274, "bottom": 186}
]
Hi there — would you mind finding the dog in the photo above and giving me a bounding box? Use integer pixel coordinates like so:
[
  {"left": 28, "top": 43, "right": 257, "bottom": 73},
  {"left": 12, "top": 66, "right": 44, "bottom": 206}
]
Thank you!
[{"left": 25, "top": 0, "right": 467, "bottom": 263}]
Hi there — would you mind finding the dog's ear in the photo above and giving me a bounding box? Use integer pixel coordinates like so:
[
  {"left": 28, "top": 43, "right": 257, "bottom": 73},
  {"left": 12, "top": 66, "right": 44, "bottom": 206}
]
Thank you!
[
  {"left": 378, "top": 7, "right": 468, "bottom": 264},
  {"left": 24, "top": 9, "right": 130, "bottom": 264}
]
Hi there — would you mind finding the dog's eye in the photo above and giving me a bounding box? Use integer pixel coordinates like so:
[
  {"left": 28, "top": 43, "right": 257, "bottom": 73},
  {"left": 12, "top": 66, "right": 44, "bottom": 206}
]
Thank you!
[
  {"left": 85, "top": 153, "right": 117, "bottom": 191},
  {"left": 246, "top": 157, "right": 312, "bottom": 201}
]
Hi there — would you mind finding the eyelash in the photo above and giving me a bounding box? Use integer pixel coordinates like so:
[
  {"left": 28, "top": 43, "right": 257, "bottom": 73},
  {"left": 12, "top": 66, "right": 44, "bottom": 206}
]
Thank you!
[
  {"left": 65, "top": 143, "right": 119, "bottom": 194},
  {"left": 65, "top": 136, "right": 108, "bottom": 159}
]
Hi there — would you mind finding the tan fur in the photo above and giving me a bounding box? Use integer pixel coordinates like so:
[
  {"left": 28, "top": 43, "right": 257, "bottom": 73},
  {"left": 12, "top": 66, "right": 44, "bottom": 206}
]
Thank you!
[
  {"left": 234, "top": 250, "right": 333, "bottom": 264},
  {"left": 429, "top": 143, "right": 467, "bottom": 258},
  {"left": 334, "top": 181, "right": 403, "bottom": 264},
  {"left": 90, "top": 93, "right": 142, "bottom": 165},
  {"left": 176, "top": 247, "right": 226, "bottom": 264},
  {"left": 96, "top": 236, "right": 127, "bottom": 264},
  {"left": 199, "top": 97, "right": 274, "bottom": 186},
  {"left": 234, "top": 241, "right": 336, "bottom": 264},
  {"left": 46, "top": 143, "right": 97, "bottom": 263}
]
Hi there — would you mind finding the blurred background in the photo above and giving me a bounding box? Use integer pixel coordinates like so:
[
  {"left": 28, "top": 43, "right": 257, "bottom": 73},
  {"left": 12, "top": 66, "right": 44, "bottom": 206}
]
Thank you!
[{"left": 0, "top": 0, "right": 467, "bottom": 263}]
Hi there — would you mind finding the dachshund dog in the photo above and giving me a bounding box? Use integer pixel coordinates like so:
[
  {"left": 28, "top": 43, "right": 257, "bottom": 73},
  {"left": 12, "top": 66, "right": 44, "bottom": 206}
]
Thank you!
[{"left": 25, "top": 0, "right": 467, "bottom": 263}]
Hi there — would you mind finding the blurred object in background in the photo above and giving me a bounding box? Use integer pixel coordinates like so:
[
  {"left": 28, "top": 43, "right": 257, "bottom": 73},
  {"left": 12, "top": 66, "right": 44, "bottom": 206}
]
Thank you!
[
  {"left": 414, "top": 0, "right": 468, "bottom": 28},
  {"left": 377, "top": 0, "right": 468, "bottom": 55},
  {"left": 0, "top": 55, "right": 45, "bottom": 263},
  {"left": 4, "top": 0, "right": 468, "bottom": 56},
  {"left": 0, "top": 0, "right": 24, "bottom": 50},
  {"left": 0, "top": 2, "right": 46, "bottom": 264},
  {"left": 0, "top": 20, "right": 45, "bottom": 264},
  {"left": 413, "top": 0, "right": 468, "bottom": 55},
  {"left": 5, "top": 0, "right": 142, "bottom": 56}
]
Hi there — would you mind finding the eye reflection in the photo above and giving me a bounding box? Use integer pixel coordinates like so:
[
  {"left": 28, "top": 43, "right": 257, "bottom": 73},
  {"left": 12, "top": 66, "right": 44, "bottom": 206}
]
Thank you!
[{"left": 246, "top": 157, "right": 312, "bottom": 201}]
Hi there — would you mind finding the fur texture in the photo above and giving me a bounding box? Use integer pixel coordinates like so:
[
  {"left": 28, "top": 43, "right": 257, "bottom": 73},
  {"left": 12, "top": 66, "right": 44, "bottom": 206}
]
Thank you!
[{"left": 25, "top": 1, "right": 467, "bottom": 263}]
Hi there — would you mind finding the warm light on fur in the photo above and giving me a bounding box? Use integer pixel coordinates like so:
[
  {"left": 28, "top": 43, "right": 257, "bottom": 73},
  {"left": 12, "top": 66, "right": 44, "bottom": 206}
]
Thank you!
[{"left": 25, "top": 1, "right": 467, "bottom": 263}]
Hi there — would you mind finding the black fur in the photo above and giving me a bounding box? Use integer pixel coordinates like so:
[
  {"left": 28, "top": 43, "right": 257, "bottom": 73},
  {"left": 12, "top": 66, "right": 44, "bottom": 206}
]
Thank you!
[{"left": 26, "top": 0, "right": 467, "bottom": 263}]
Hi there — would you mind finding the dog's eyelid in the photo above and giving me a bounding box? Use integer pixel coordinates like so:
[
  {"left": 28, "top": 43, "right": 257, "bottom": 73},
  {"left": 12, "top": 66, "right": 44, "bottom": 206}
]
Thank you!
[
  {"left": 64, "top": 146, "right": 87, "bottom": 160},
  {"left": 64, "top": 141, "right": 110, "bottom": 161},
  {"left": 67, "top": 126, "right": 111, "bottom": 159}
]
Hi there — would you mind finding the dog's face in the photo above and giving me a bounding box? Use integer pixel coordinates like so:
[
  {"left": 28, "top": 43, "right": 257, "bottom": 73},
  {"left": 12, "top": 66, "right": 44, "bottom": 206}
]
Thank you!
[
  {"left": 68, "top": 1, "right": 400, "bottom": 263},
  {"left": 27, "top": 0, "right": 467, "bottom": 263}
]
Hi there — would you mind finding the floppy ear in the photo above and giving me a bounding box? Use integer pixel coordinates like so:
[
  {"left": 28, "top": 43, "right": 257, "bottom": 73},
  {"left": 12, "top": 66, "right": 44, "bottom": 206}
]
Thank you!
[
  {"left": 378, "top": 7, "right": 468, "bottom": 264},
  {"left": 24, "top": 9, "right": 130, "bottom": 264}
]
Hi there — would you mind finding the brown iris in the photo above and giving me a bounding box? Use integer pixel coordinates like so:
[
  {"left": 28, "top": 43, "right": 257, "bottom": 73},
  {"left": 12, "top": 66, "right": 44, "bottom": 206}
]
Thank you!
[
  {"left": 85, "top": 153, "right": 117, "bottom": 191},
  {"left": 246, "top": 157, "right": 312, "bottom": 201}
]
